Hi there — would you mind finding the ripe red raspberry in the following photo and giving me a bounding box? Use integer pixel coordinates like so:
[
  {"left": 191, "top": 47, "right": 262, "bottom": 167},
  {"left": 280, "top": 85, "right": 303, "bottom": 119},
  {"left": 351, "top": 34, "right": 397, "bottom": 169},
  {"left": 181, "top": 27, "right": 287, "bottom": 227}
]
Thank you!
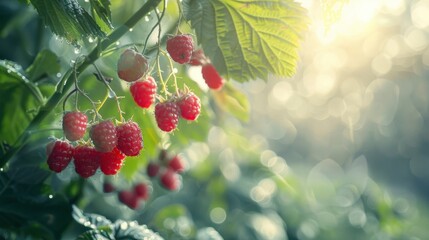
[
  {"left": 168, "top": 155, "right": 184, "bottom": 173},
  {"left": 130, "top": 76, "right": 157, "bottom": 109},
  {"left": 202, "top": 64, "right": 224, "bottom": 90},
  {"left": 116, "top": 121, "right": 143, "bottom": 156},
  {"left": 118, "top": 190, "right": 139, "bottom": 209},
  {"left": 160, "top": 169, "right": 180, "bottom": 191},
  {"left": 73, "top": 145, "right": 100, "bottom": 178},
  {"left": 134, "top": 183, "right": 149, "bottom": 200},
  {"left": 90, "top": 120, "right": 117, "bottom": 152},
  {"left": 154, "top": 101, "right": 180, "bottom": 132},
  {"left": 103, "top": 182, "right": 115, "bottom": 193},
  {"left": 178, "top": 92, "right": 201, "bottom": 121},
  {"left": 62, "top": 111, "right": 87, "bottom": 141},
  {"left": 146, "top": 162, "right": 160, "bottom": 178},
  {"left": 166, "top": 34, "right": 194, "bottom": 64},
  {"left": 46, "top": 140, "right": 74, "bottom": 173},
  {"left": 99, "top": 147, "right": 126, "bottom": 175},
  {"left": 117, "top": 48, "right": 149, "bottom": 82},
  {"left": 189, "top": 49, "right": 206, "bottom": 66}
]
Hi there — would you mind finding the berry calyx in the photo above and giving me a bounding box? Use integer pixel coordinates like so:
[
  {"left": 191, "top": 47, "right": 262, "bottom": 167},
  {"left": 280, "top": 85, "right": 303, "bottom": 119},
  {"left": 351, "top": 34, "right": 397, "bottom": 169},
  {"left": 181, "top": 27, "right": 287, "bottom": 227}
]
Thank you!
[
  {"left": 90, "top": 120, "right": 117, "bottom": 153},
  {"left": 46, "top": 140, "right": 74, "bottom": 173},
  {"left": 160, "top": 169, "right": 180, "bottom": 191},
  {"left": 99, "top": 147, "right": 126, "bottom": 175},
  {"left": 146, "top": 162, "right": 160, "bottom": 178},
  {"left": 154, "top": 101, "right": 180, "bottom": 132},
  {"left": 118, "top": 190, "right": 139, "bottom": 209},
  {"left": 168, "top": 155, "right": 184, "bottom": 173},
  {"left": 73, "top": 145, "right": 100, "bottom": 178},
  {"left": 178, "top": 92, "right": 201, "bottom": 121},
  {"left": 189, "top": 49, "right": 206, "bottom": 66},
  {"left": 130, "top": 76, "right": 157, "bottom": 109},
  {"left": 201, "top": 64, "right": 224, "bottom": 90},
  {"left": 116, "top": 121, "right": 143, "bottom": 156},
  {"left": 62, "top": 111, "right": 87, "bottom": 141},
  {"left": 134, "top": 183, "right": 149, "bottom": 200},
  {"left": 166, "top": 34, "right": 194, "bottom": 64},
  {"left": 117, "top": 48, "right": 149, "bottom": 82},
  {"left": 103, "top": 182, "right": 116, "bottom": 193}
]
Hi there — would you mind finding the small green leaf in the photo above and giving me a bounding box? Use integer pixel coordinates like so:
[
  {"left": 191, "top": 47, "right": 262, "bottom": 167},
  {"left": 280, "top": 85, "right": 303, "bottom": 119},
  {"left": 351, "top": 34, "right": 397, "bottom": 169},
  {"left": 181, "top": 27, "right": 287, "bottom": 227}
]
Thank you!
[
  {"left": 183, "top": 0, "right": 309, "bottom": 82},
  {"left": 89, "top": 0, "right": 113, "bottom": 33},
  {"left": 212, "top": 83, "right": 250, "bottom": 122},
  {"left": 26, "top": 49, "right": 61, "bottom": 82},
  {"left": 30, "top": 0, "right": 105, "bottom": 45},
  {"left": 72, "top": 205, "right": 113, "bottom": 230},
  {"left": 112, "top": 220, "right": 164, "bottom": 240},
  {"left": 0, "top": 60, "right": 44, "bottom": 146}
]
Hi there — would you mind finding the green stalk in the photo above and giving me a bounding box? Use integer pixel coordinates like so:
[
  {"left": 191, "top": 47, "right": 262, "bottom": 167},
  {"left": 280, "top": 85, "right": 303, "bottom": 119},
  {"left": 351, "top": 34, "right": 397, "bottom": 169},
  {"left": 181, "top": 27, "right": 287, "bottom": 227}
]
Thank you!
[{"left": 0, "top": 0, "right": 162, "bottom": 167}]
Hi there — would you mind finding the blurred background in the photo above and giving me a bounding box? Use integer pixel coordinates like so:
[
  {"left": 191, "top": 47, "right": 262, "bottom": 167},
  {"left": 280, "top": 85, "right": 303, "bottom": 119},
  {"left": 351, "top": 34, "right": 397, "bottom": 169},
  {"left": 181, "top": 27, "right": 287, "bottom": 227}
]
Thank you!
[{"left": 2, "top": 0, "right": 429, "bottom": 239}]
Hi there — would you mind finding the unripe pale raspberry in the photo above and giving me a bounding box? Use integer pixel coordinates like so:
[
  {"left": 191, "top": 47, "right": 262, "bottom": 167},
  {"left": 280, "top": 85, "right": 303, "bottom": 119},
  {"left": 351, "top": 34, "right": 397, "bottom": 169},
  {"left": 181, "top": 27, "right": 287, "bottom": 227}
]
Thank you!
[
  {"left": 168, "top": 155, "right": 185, "bottom": 173},
  {"left": 134, "top": 183, "right": 149, "bottom": 200},
  {"left": 90, "top": 120, "right": 117, "bottom": 153},
  {"left": 118, "top": 190, "right": 139, "bottom": 209},
  {"left": 166, "top": 35, "right": 194, "bottom": 64},
  {"left": 130, "top": 76, "right": 157, "bottom": 109},
  {"left": 62, "top": 111, "right": 87, "bottom": 141},
  {"left": 160, "top": 169, "right": 180, "bottom": 191},
  {"left": 117, "top": 49, "right": 149, "bottom": 82}
]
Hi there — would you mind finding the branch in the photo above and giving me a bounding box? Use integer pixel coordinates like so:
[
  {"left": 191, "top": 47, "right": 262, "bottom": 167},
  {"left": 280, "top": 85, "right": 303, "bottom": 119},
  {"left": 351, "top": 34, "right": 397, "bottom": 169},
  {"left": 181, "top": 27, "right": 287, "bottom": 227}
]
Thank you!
[{"left": 0, "top": 0, "right": 162, "bottom": 167}]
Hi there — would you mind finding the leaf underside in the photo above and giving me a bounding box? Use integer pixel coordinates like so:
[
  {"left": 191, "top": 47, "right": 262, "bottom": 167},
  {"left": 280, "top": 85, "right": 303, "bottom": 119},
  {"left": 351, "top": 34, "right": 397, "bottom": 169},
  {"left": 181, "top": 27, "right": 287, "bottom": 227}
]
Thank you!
[{"left": 183, "top": 0, "right": 309, "bottom": 82}]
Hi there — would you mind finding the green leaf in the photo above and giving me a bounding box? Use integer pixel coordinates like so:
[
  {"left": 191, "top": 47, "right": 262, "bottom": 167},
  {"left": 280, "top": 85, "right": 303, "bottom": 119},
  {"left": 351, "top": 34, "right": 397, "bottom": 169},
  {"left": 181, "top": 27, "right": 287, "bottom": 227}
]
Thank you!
[
  {"left": 26, "top": 49, "right": 61, "bottom": 82},
  {"left": 183, "top": 0, "right": 309, "bottom": 82},
  {"left": 0, "top": 60, "right": 44, "bottom": 146},
  {"left": 112, "top": 220, "right": 164, "bottom": 240},
  {"left": 212, "top": 83, "right": 250, "bottom": 122},
  {"left": 89, "top": 0, "right": 113, "bottom": 33},
  {"left": 72, "top": 205, "right": 113, "bottom": 230},
  {"left": 30, "top": 0, "right": 105, "bottom": 45}
]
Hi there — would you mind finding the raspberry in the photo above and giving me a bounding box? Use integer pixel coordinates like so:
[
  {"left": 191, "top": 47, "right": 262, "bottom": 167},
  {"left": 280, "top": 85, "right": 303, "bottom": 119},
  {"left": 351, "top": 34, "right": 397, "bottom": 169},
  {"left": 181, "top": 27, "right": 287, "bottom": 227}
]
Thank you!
[
  {"left": 134, "top": 183, "right": 149, "bottom": 200},
  {"left": 118, "top": 190, "right": 139, "bottom": 209},
  {"left": 202, "top": 64, "right": 224, "bottom": 90},
  {"left": 178, "top": 92, "right": 201, "bottom": 121},
  {"left": 103, "top": 182, "right": 115, "bottom": 193},
  {"left": 160, "top": 169, "right": 180, "bottom": 191},
  {"left": 166, "top": 34, "right": 194, "bottom": 64},
  {"left": 146, "top": 162, "right": 160, "bottom": 178},
  {"left": 73, "top": 145, "right": 100, "bottom": 178},
  {"left": 99, "top": 147, "right": 126, "bottom": 175},
  {"left": 117, "top": 48, "right": 149, "bottom": 82},
  {"left": 168, "top": 155, "right": 184, "bottom": 173},
  {"left": 46, "top": 140, "right": 74, "bottom": 173},
  {"left": 116, "top": 121, "right": 143, "bottom": 156},
  {"left": 62, "top": 111, "right": 87, "bottom": 141},
  {"left": 90, "top": 120, "right": 117, "bottom": 153},
  {"left": 130, "top": 76, "right": 157, "bottom": 109},
  {"left": 154, "top": 101, "right": 180, "bottom": 132},
  {"left": 189, "top": 49, "right": 206, "bottom": 66}
]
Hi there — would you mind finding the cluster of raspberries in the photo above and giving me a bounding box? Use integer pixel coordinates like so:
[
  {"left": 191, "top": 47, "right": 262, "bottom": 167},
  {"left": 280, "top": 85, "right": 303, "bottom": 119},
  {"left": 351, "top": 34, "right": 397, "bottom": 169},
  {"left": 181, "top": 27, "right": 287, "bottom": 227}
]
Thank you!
[{"left": 46, "top": 112, "right": 143, "bottom": 178}]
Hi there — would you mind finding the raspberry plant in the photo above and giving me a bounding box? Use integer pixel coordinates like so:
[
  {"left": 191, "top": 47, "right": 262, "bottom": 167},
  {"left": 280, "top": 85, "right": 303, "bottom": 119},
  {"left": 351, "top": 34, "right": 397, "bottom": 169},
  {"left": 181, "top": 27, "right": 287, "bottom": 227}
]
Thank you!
[{"left": 3, "top": 1, "right": 421, "bottom": 240}]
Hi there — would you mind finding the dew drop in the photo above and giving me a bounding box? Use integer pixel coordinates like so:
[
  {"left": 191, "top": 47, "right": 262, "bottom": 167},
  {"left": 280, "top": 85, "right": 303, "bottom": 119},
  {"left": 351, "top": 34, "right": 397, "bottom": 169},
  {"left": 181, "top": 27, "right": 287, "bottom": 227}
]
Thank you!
[
  {"left": 145, "top": 16, "right": 150, "bottom": 22},
  {"left": 116, "top": 41, "right": 120, "bottom": 46},
  {"left": 88, "top": 37, "right": 95, "bottom": 43},
  {"left": 173, "top": 68, "right": 178, "bottom": 74},
  {"left": 48, "top": 194, "right": 53, "bottom": 199},
  {"left": 0, "top": 168, "right": 3, "bottom": 172},
  {"left": 129, "top": 28, "right": 133, "bottom": 32},
  {"left": 56, "top": 73, "right": 62, "bottom": 78},
  {"left": 74, "top": 48, "right": 81, "bottom": 54},
  {"left": 108, "top": 89, "right": 116, "bottom": 98}
]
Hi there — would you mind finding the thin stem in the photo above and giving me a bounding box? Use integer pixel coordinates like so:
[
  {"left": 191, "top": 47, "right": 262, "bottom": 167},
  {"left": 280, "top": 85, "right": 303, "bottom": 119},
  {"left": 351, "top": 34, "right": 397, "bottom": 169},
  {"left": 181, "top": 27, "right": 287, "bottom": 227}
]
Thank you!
[
  {"left": 175, "top": 0, "right": 183, "bottom": 34},
  {"left": 0, "top": 0, "right": 162, "bottom": 167},
  {"left": 93, "top": 63, "right": 124, "bottom": 122},
  {"left": 162, "top": 50, "right": 179, "bottom": 95}
]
